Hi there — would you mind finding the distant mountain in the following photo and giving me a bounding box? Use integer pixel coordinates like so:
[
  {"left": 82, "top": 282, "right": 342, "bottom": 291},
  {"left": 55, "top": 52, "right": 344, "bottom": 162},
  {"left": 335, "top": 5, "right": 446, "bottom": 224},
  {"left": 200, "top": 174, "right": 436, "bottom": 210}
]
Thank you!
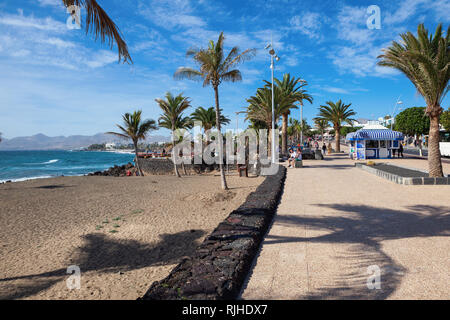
[{"left": 0, "top": 133, "right": 171, "bottom": 151}]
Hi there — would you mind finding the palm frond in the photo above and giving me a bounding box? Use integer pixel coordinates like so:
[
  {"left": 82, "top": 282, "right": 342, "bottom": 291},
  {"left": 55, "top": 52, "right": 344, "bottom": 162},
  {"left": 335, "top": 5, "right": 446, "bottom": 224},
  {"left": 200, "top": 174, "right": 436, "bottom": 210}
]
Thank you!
[
  {"left": 62, "top": 0, "right": 131, "bottom": 63},
  {"left": 377, "top": 23, "right": 449, "bottom": 115},
  {"left": 174, "top": 67, "right": 203, "bottom": 81},
  {"left": 107, "top": 110, "right": 157, "bottom": 143}
]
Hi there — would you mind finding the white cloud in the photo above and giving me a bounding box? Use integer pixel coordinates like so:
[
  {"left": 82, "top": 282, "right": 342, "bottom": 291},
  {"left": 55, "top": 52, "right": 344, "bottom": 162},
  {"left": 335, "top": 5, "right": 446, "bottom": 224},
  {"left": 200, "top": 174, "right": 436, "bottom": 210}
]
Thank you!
[
  {"left": 37, "top": 0, "right": 61, "bottom": 7},
  {"left": 384, "top": 0, "right": 427, "bottom": 25},
  {"left": 290, "top": 12, "right": 325, "bottom": 40},
  {"left": 138, "top": 0, "right": 206, "bottom": 30},
  {"left": 11, "top": 49, "right": 31, "bottom": 57},
  {"left": 0, "top": 11, "right": 66, "bottom": 32},
  {"left": 43, "top": 37, "right": 76, "bottom": 48},
  {"left": 284, "top": 56, "right": 299, "bottom": 67},
  {"left": 322, "top": 86, "right": 350, "bottom": 94},
  {"left": 384, "top": 0, "right": 450, "bottom": 25},
  {"left": 84, "top": 50, "right": 117, "bottom": 68},
  {"left": 335, "top": 5, "right": 374, "bottom": 45},
  {"left": 429, "top": 0, "right": 450, "bottom": 22},
  {"left": 328, "top": 4, "right": 409, "bottom": 78},
  {"left": 0, "top": 11, "right": 116, "bottom": 71},
  {"left": 311, "top": 84, "right": 369, "bottom": 95}
]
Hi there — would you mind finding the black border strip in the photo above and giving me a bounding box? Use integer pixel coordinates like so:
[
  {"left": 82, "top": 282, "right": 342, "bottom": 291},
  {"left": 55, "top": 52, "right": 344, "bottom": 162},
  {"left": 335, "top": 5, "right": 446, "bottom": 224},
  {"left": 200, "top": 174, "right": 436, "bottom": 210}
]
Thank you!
[{"left": 140, "top": 166, "right": 287, "bottom": 300}]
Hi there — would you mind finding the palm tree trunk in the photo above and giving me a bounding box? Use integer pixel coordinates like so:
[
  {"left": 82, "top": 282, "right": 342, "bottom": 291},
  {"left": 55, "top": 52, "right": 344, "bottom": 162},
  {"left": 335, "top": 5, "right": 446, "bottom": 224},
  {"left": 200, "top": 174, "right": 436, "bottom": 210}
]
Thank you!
[
  {"left": 172, "top": 124, "right": 181, "bottom": 178},
  {"left": 281, "top": 113, "right": 288, "bottom": 156},
  {"left": 213, "top": 85, "right": 228, "bottom": 190},
  {"left": 134, "top": 141, "right": 144, "bottom": 176},
  {"left": 335, "top": 126, "right": 341, "bottom": 153},
  {"left": 428, "top": 114, "right": 443, "bottom": 177}
]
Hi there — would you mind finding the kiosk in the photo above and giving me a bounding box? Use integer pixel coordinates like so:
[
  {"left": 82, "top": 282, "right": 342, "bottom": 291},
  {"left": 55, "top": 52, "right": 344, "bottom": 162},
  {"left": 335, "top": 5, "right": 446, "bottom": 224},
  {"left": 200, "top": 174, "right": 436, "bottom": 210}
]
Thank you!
[{"left": 346, "top": 128, "right": 404, "bottom": 160}]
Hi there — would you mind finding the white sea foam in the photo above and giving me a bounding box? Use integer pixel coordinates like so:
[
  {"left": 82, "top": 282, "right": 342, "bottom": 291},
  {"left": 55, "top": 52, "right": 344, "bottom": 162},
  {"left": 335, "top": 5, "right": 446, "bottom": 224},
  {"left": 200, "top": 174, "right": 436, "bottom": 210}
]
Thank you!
[
  {"left": 0, "top": 173, "right": 89, "bottom": 184},
  {"left": 0, "top": 175, "right": 54, "bottom": 184},
  {"left": 44, "top": 159, "right": 59, "bottom": 164}
]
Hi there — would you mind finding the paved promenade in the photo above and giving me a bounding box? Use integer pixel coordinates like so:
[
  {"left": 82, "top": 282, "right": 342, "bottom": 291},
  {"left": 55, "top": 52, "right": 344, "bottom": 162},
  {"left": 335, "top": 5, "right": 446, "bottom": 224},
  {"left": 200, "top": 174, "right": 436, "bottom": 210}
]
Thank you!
[{"left": 242, "top": 153, "right": 450, "bottom": 300}]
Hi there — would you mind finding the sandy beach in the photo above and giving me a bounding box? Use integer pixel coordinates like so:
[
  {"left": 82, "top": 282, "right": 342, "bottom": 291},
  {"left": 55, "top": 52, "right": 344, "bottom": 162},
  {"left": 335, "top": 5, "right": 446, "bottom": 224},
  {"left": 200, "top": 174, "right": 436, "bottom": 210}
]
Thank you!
[{"left": 0, "top": 174, "right": 264, "bottom": 300}]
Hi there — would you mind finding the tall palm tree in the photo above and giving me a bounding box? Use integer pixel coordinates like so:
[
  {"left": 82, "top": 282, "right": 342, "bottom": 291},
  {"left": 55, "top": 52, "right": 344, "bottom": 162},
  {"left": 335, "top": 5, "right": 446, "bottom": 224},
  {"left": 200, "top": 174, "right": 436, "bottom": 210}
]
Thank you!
[
  {"left": 155, "top": 92, "right": 192, "bottom": 178},
  {"left": 266, "top": 74, "right": 313, "bottom": 155},
  {"left": 107, "top": 110, "right": 157, "bottom": 176},
  {"left": 191, "top": 107, "right": 230, "bottom": 132},
  {"left": 174, "top": 32, "right": 255, "bottom": 190},
  {"left": 246, "top": 85, "right": 294, "bottom": 155},
  {"left": 377, "top": 24, "right": 449, "bottom": 178},
  {"left": 62, "top": 0, "right": 131, "bottom": 63},
  {"left": 314, "top": 100, "right": 356, "bottom": 153}
]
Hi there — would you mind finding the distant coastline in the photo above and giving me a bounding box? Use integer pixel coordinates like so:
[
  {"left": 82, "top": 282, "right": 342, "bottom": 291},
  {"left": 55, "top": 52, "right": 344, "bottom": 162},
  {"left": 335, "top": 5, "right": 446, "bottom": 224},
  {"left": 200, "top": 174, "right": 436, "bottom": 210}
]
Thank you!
[{"left": 0, "top": 133, "right": 170, "bottom": 151}]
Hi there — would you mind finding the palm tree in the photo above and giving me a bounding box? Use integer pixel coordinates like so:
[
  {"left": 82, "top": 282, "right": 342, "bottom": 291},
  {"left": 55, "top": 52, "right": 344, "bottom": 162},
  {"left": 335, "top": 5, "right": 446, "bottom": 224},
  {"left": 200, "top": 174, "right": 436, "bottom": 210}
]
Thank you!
[
  {"left": 191, "top": 107, "right": 230, "bottom": 132},
  {"left": 314, "top": 100, "right": 356, "bottom": 153},
  {"left": 174, "top": 32, "right": 255, "bottom": 190},
  {"left": 377, "top": 24, "right": 449, "bottom": 178},
  {"left": 288, "top": 118, "right": 301, "bottom": 145},
  {"left": 301, "top": 119, "right": 312, "bottom": 137},
  {"left": 246, "top": 85, "right": 294, "bottom": 155},
  {"left": 248, "top": 119, "right": 267, "bottom": 148},
  {"left": 155, "top": 92, "right": 192, "bottom": 178},
  {"left": 62, "top": 0, "right": 131, "bottom": 63},
  {"left": 107, "top": 110, "right": 157, "bottom": 176},
  {"left": 266, "top": 74, "right": 313, "bottom": 155},
  {"left": 314, "top": 119, "right": 329, "bottom": 139}
]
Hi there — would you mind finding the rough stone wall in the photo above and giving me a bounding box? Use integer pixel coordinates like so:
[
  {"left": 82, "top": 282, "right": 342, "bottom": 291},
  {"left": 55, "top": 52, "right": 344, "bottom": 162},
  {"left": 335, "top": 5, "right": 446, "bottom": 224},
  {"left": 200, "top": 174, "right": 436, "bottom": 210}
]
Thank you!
[
  {"left": 140, "top": 165, "right": 286, "bottom": 300},
  {"left": 138, "top": 158, "right": 242, "bottom": 175}
]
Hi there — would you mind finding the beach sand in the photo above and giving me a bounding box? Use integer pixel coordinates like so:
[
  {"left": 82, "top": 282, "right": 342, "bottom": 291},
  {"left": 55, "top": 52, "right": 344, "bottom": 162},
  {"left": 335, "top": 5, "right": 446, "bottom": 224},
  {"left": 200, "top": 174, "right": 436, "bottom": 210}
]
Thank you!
[{"left": 0, "top": 174, "right": 264, "bottom": 300}]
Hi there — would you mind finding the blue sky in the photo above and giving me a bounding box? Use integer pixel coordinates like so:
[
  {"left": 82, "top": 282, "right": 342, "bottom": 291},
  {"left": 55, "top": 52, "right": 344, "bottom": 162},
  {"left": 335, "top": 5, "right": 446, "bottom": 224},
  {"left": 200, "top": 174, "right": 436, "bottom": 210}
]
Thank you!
[{"left": 0, "top": 0, "right": 449, "bottom": 138}]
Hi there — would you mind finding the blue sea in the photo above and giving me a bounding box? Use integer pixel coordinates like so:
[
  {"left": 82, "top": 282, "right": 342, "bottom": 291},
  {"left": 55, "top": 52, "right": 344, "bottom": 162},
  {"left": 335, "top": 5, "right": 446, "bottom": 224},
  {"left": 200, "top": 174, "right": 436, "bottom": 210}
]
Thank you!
[{"left": 0, "top": 151, "right": 135, "bottom": 183}]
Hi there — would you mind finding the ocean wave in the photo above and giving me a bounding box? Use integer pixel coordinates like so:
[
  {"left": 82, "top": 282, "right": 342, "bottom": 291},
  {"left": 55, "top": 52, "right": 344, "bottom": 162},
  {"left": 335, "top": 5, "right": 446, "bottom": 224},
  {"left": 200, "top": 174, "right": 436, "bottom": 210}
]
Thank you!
[
  {"left": 44, "top": 159, "right": 59, "bottom": 164},
  {"left": 0, "top": 175, "right": 54, "bottom": 184},
  {"left": 24, "top": 159, "right": 60, "bottom": 165}
]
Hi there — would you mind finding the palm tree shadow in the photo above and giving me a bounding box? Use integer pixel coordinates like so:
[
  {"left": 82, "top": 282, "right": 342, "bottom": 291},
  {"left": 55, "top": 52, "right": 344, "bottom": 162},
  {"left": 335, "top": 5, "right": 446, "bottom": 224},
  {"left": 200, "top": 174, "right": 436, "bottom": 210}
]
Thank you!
[
  {"left": 35, "top": 185, "right": 75, "bottom": 190},
  {"left": 0, "top": 230, "right": 205, "bottom": 300},
  {"left": 264, "top": 204, "right": 450, "bottom": 299}
]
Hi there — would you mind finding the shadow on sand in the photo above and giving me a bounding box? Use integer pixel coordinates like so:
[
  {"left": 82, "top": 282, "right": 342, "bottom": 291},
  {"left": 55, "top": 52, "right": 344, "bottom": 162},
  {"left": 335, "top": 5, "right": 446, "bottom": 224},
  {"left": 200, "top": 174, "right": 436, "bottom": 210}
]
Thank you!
[
  {"left": 0, "top": 230, "right": 205, "bottom": 300},
  {"left": 263, "top": 204, "right": 450, "bottom": 299},
  {"left": 35, "top": 185, "right": 75, "bottom": 190}
]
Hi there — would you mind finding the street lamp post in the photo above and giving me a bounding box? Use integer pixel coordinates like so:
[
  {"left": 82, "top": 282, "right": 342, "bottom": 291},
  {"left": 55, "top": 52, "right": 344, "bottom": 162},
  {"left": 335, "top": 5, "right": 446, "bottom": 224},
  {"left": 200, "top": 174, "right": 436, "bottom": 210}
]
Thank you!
[
  {"left": 265, "top": 41, "right": 280, "bottom": 163},
  {"left": 391, "top": 97, "right": 403, "bottom": 130},
  {"left": 298, "top": 79, "right": 306, "bottom": 147}
]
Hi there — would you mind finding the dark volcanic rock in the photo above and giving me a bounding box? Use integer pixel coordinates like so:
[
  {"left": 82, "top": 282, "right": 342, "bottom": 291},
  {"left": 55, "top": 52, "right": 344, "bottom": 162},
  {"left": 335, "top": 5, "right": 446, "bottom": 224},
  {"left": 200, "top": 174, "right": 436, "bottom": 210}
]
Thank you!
[
  {"left": 88, "top": 163, "right": 134, "bottom": 177},
  {"left": 140, "top": 165, "right": 286, "bottom": 300}
]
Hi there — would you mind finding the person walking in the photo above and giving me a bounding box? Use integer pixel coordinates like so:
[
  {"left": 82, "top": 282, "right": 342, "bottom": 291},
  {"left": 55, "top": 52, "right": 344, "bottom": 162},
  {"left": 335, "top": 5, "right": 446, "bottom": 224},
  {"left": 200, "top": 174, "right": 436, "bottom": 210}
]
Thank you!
[
  {"left": 322, "top": 144, "right": 327, "bottom": 156},
  {"left": 398, "top": 143, "right": 404, "bottom": 158}
]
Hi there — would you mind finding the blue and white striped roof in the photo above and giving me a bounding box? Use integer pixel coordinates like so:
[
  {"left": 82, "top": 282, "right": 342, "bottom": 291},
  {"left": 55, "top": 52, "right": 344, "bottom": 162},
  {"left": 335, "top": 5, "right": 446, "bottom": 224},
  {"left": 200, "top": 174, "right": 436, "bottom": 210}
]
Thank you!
[{"left": 346, "top": 129, "right": 403, "bottom": 141}]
